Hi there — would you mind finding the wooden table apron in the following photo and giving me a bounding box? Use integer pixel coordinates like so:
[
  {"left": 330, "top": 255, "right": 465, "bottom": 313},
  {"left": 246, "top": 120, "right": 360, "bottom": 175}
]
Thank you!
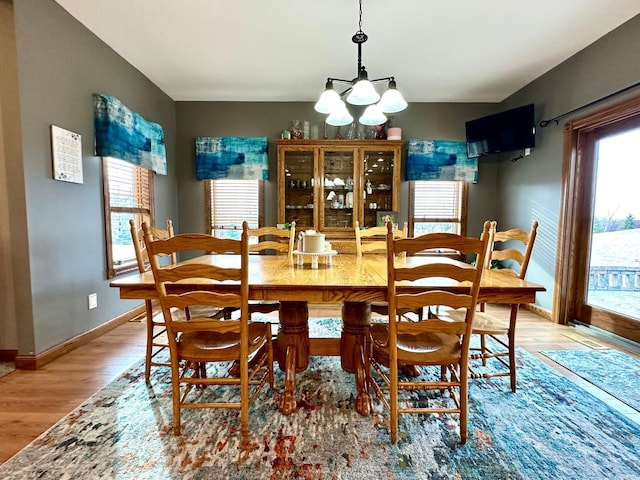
[{"left": 111, "top": 254, "right": 545, "bottom": 416}]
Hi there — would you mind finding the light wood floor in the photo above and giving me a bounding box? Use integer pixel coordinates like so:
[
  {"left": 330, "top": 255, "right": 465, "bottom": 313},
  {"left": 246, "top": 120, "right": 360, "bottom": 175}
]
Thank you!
[{"left": 1, "top": 304, "right": 638, "bottom": 464}]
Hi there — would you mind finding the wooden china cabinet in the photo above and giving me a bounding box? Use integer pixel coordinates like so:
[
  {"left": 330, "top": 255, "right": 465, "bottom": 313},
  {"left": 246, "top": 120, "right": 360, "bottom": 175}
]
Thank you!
[{"left": 276, "top": 139, "right": 402, "bottom": 243}]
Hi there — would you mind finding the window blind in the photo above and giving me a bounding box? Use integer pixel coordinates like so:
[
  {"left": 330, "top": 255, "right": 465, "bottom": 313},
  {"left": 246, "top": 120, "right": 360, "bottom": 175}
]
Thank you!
[
  {"left": 107, "top": 157, "right": 151, "bottom": 209},
  {"left": 207, "top": 180, "right": 259, "bottom": 232},
  {"left": 413, "top": 181, "right": 462, "bottom": 221}
]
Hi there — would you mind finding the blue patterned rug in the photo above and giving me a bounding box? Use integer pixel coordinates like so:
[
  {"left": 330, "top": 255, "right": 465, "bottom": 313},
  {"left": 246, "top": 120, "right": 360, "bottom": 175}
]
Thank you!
[
  {"left": 540, "top": 349, "right": 640, "bottom": 411},
  {"left": 1, "top": 326, "right": 639, "bottom": 479}
]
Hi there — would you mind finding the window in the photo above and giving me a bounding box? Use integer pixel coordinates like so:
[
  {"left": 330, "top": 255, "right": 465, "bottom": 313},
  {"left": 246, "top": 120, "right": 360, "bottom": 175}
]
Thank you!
[
  {"left": 102, "top": 157, "right": 154, "bottom": 278},
  {"left": 205, "top": 179, "right": 263, "bottom": 239},
  {"left": 409, "top": 181, "right": 467, "bottom": 237}
]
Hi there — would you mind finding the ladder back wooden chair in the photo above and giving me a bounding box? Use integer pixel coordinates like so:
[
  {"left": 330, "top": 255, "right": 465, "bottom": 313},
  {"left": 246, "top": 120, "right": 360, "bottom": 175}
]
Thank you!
[
  {"left": 129, "top": 218, "right": 175, "bottom": 381},
  {"left": 221, "top": 222, "right": 296, "bottom": 319},
  {"left": 445, "top": 220, "right": 538, "bottom": 392},
  {"left": 355, "top": 221, "right": 422, "bottom": 321},
  {"left": 143, "top": 221, "right": 274, "bottom": 443},
  {"left": 367, "top": 221, "right": 490, "bottom": 444}
]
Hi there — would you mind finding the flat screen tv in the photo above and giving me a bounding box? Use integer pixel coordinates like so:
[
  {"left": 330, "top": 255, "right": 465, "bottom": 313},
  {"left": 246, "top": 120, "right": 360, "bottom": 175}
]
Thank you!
[{"left": 465, "top": 104, "right": 535, "bottom": 158}]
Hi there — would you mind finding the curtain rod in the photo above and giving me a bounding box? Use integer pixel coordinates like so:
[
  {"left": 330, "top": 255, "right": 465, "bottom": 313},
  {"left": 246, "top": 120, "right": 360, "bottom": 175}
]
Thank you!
[{"left": 539, "top": 80, "right": 640, "bottom": 128}]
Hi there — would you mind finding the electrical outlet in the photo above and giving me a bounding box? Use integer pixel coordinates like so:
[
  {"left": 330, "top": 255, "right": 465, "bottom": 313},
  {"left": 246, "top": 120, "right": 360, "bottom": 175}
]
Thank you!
[{"left": 88, "top": 293, "right": 98, "bottom": 309}]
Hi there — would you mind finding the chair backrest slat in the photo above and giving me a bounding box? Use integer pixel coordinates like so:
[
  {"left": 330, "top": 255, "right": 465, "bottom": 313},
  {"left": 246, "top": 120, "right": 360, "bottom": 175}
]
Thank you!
[
  {"left": 386, "top": 220, "right": 491, "bottom": 336},
  {"left": 143, "top": 222, "right": 250, "bottom": 333},
  {"left": 486, "top": 221, "right": 538, "bottom": 279},
  {"left": 130, "top": 219, "right": 176, "bottom": 272},
  {"left": 355, "top": 220, "right": 407, "bottom": 256},
  {"left": 247, "top": 221, "right": 296, "bottom": 257}
]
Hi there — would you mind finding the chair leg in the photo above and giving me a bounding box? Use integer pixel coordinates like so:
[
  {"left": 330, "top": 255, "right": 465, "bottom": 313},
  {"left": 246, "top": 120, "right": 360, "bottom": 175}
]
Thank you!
[
  {"left": 144, "top": 300, "right": 154, "bottom": 382},
  {"left": 459, "top": 364, "right": 468, "bottom": 445},
  {"left": 267, "top": 335, "right": 274, "bottom": 388},
  {"left": 508, "top": 304, "right": 519, "bottom": 393},
  {"left": 171, "top": 356, "right": 182, "bottom": 436},
  {"left": 390, "top": 370, "right": 398, "bottom": 444},
  {"left": 240, "top": 356, "right": 249, "bottom": 443},
  {"left": 389, "top": 344, "right": 399, "bottom": 444}
]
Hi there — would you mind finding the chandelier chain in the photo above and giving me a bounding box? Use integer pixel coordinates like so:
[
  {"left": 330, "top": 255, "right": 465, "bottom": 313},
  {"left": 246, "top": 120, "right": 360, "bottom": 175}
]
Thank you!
[{"left": 352, "top": 0, "right": 368, "bottom": 45}]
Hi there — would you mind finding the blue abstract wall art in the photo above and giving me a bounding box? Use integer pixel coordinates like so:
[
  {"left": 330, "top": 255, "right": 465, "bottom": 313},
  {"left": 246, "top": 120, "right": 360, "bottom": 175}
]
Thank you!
[
  {"left": 406, "top": 139, "right": 478, "bottom": 182},
  {"left": 195, "top": 137, "right": 269, "bottom": 181},
  {"left": 93, "top": 94, "right": 167, "bottom": 175}
]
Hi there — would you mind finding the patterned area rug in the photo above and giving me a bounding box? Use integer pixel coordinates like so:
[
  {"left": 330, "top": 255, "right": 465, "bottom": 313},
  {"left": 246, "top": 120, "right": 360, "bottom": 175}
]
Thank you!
[
  {"left": 1, "top": 332, "right": 640, "bottom": 479},
  {"left": 540, "top": 349, "right": 640, "bottom": 411}
]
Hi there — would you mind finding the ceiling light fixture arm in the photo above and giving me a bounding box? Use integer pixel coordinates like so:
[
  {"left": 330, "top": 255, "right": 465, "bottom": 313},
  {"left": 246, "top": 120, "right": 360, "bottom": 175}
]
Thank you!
[{"left": 326, "top": 75, "right": 397, "bottom": 98}]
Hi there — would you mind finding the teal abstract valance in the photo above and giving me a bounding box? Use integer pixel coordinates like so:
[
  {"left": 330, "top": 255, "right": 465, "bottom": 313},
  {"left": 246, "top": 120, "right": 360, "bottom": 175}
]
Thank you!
[
  {"left": 195, "top": 137, "right": 269, "bottom": 181},
  {"left": 93, "top": 94, "right": 167, "bottom": 175},
  {"left": 406, "top": 139, "right": 478, "bottom": 183}
]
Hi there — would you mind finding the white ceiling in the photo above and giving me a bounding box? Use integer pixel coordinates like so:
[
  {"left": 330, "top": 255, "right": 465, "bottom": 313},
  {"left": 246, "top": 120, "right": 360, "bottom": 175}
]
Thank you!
[{"left": 53, "top": 0, "right": 640, "bottom": 103}]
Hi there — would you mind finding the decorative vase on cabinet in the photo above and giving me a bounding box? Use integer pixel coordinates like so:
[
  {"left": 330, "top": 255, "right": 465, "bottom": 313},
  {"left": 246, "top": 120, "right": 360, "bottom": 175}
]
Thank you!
[{"left": 276, "top": 139, "right": 402, "bottom": 241}]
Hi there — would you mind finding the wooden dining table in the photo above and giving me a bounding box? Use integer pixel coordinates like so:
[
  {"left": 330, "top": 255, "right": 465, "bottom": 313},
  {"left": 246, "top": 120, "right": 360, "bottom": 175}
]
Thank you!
[{"left": 110, "top": 253, "right": 545, "bottom": 416}]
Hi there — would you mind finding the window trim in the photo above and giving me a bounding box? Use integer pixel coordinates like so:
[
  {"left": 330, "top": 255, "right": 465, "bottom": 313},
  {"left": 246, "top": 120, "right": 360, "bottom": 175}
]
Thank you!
[{"left": 102, "top": 157, "right": 155, "bottom": 279}]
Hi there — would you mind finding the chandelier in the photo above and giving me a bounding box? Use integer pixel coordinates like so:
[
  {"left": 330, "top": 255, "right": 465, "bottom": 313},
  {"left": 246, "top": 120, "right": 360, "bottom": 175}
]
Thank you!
[{"left": 314, "top": 0, "right": 407, "bottom": 127}]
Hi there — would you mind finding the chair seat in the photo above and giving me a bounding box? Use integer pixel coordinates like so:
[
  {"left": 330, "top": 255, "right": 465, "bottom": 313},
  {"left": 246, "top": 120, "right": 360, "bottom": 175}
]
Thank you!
[
  {"left": 370, "top": 323, "right": 462, "bottom": 366},
  {"left": 249, "top": 302, "right": 280, "bottom": 315},
  {"left": 471, "top": 312, "right": 509, "bottom": 334},
  {"left": 371, "top": 302, "right": 423, "bottom": 320},
  {"left": 184, "top": 305, "right": 225, "bottom": 319},
  {"left": 446, "top": 310, "right": 509, "bottom": 334},
  {"left": 178, "top": 323, "right": 269, "bottom": 362}
]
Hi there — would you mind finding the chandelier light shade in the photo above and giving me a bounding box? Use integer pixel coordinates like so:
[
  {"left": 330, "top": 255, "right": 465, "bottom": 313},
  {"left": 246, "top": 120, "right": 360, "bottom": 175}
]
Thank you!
[
  {"left": 314, "top": 0, "right": 407, "bottom": 126},
  {"left": 346, "top": 69, "right": 380, "bottom": 106},
  {"left": 359, "top": 104, "right": 387, "bottom": 126},
  {"left": 326, "top": 103, "right": 355, "bottom": 127},
  {"left": 314, "top": 80, "right": 343, "bottom": 114},
  {"left": 377, "top": 79, "right": 408, "bottom": 113}
]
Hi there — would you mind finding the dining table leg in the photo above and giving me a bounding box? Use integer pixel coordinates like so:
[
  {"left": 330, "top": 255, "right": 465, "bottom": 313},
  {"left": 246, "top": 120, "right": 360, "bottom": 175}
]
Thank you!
[
  {"left": 275, "top": 301, "right": 309, "bottom": 415},
  {"left": 341, "top": 301, "right": 372, "bottom": 416}
]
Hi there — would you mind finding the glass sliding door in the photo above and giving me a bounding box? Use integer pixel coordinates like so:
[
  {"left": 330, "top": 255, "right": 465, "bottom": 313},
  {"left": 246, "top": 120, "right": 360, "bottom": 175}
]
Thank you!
[
  {"left": 585, "top": 126, "right": 640, "bottom": 321},
  {"left": 562, "top": 109, "right": 640, "bottom": 343}
]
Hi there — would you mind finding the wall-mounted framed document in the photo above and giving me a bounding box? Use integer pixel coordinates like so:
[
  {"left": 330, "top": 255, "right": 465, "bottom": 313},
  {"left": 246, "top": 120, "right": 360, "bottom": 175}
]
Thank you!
[{"left": 51, "top": 125, "right": 83, "bottom": 184}]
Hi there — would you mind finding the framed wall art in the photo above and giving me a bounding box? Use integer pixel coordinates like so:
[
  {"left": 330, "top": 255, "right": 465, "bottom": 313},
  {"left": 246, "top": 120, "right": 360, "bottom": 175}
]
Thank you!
[
  {"left": 376, "top": 211, "right": 398, "bottom": 227},
  {"left": 51, "top": 125, "right": 83, "bottom": 184}
]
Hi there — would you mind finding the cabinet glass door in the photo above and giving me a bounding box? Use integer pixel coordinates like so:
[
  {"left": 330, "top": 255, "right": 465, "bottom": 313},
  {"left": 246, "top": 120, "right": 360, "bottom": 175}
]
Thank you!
[
  {"left": 321, "top": 150, "right": 356, "bottom": 231},
  {"left": 362, "top": 149, "right": 396, "bottom": 227},
  {"left": 283, "top": 150, "right": 315, "bottom": 229}
]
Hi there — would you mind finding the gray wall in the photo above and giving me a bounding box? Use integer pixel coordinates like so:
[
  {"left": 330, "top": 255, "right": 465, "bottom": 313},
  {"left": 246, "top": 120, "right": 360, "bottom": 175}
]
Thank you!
[
  {"left": 175, "top": 102, "right": 499, "bottom": 238},
  {"left": 6, "top": 0, "right": 178, "bottom": 355},
  {"left": 4, "top": 0, "right": 640, "bottom": 357},
  {"left": 496, "top": 14, "right": 640, "bottom": 311}
]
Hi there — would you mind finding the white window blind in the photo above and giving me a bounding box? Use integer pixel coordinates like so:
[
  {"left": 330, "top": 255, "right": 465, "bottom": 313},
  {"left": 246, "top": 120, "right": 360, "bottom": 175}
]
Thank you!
[
  {"left": 413, "top": 181, "right": 462, "bottom": 221},
  {"left": 206, "top": 180, "right": 260, "bottom": 236},
  {"left": 411, "top": 181, "right": 465, "bottom": 235},
  {"left": 107, "top": 158, "right": 151, "bottom": 209}
]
